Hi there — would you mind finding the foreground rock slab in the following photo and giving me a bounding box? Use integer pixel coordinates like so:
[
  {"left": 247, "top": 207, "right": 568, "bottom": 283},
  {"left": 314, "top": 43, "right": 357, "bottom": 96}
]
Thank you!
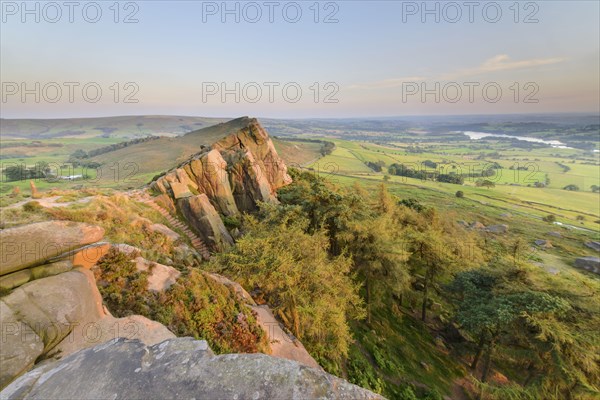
[
  {"left": 0, "top": 268, "right": 175, "bottom": 389},
  {"left": 0, "top": 221, "right": 105, "bottom": 276},
  {"left": 1, "top": 338, "right": 384, "bottom": 400}
]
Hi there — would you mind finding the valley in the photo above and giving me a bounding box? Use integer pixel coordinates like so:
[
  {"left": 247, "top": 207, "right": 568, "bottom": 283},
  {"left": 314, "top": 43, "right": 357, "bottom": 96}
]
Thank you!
[{"left": 1, "top": 115, "right": 598, "bottom": 399}]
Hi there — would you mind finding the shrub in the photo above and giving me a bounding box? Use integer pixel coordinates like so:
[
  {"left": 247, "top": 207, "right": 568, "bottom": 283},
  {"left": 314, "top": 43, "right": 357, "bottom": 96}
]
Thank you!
[
  {"left": 222, "top": 215, "right": 241, "bottom": 230},
  {"left": 542, "top": 214, "right": 556, "bottom": 223},
  {"left": 94, "top": 248, "right": 265, "bottom": 354},
  {"left": 23, "top": 201, "right": 43, "bottom": 212},
  {"left": 399, "top": 198, "right": 425, "bottom": 213},
  {"left": 455, "top": 191, "right": 464, "bottom": 198}
]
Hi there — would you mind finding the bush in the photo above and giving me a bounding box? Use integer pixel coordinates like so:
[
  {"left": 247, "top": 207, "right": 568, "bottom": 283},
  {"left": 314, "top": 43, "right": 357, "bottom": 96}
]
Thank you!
[
  {"left": 22, "top": 201, "right": 43, "bottom": 212},
  {"left": 399, "top": 198, "right": 425, "bottom": 213},
  {"left": 222, "top": 215, "right": 241, "bottom": 230},
  {"left": 94, "top": 248, "right": 265, "bottom": 354},
  {"left": 455, "top": 191, "right": 464, "bottom": 198},
  {"left": 563, "top": 184, "right": 580, "bottom": 191},
  {"left": 543, "top": 214, "right": 556, "bottom": 223}
]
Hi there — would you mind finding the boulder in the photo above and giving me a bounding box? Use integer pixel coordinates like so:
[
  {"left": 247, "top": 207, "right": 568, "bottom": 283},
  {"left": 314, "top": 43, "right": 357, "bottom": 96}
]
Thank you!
[
  {"left": 190, "top": 150, "right": 240, "bottom": 216},
  {"left": 0, "top": 267, "right": 176, "bottom": 389},
  {"left": 132, "top": 257, "right": 180, "bottom": 292},
  {"left": 548, "top": 231, "right": 562, "bottom": 238},
  {"left": 1, "top": 270, "right": 105, "bottom": 352},
  {"left": 207, "top": 272, "right": 255, "bottom": 306},
  {"left": 179, "top": 194, "right": 234, "bottom": 251},
  {"left": 48, "top": 242, "right": 111, "bottom": 269},
  {"left": 469, "top": 221, "right": 486, "bottom": 230},
  {"left": 251, "top": 305, "right": 321, "bottom": 370},
  {"left": 584, "top": 241, "right": 600, "bottom": 252},
  {"left": 1, "top": 338, "right": 382, "bottom": 400},
  {"left": 30, "top": 260, "right": 73, "bottom": 280},
  {"left": 0, "top": 301, "right": 45, "bottom": 389},
  {"left": 112, "top": 243, "right": 141, "bottom": 256},
  {"left": 486, "top": 224, "right": 509, "bottom": 234},
  {"left": 0, "top": 269, "right": 32, "bottom": 292},
  {"left": 148, "top": 223, "right": 180, "bottom": 241},
  {"left": 0, "top": 221, "right": 104, "bottom": 276},
  {"left": 0, "top": 260, "right": 78, "bottom": 292},
  {"left": 534, "top": 240, "right": 553, "bottom": 248},
  {"left": 169, "top": 181, "right": 193, "bottom": 199},
  {"left": 574, "top": 257, "right": 600, "bottom": 275},
  {"left": 50, "top": 314, "right": 175, "bottom": 360}
]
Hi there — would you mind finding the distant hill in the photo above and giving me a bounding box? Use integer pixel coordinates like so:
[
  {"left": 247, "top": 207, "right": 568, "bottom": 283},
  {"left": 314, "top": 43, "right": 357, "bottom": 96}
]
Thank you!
[
  {"left": 89, "top": 117, "right": 321, "bottom": 186},
  {"left": 0, "top": 115, "right": 229, "bottom": 139}
]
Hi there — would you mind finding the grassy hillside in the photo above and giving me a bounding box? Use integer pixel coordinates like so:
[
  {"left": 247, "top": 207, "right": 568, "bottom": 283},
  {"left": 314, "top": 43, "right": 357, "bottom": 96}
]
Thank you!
[
  {"left": 0, "top": 117, "right": 324, "bottom": 195},
  {"left": 0, "top": 115, "right": 229, "bottom": 139}
]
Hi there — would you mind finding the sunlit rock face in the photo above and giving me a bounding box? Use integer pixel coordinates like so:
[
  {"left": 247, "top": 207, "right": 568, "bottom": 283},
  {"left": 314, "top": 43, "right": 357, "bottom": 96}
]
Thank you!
[
  {"left": 151, "top": 118, "right": 292, "bottom": 250},
  {"left": 1, "top": 338, "right": 384, "bottom": 400}
]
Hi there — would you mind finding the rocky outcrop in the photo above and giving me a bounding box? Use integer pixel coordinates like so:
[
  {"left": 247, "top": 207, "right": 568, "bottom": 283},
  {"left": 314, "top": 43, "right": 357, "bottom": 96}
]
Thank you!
[
  {"left": 0, "top": 221, "right": 105, "bottom": 276},
  {"left": 1, "top": 338, "right": 383, "bottom": 400},
  {"left": 0, "top": 222, "right": 176, "bottom": 389},
  {"left": 252, "top": 305, "right": 322, "bottom": 370},
  {"left": 151, "top": 118, "right": 292, "bottom": 250},
  {"left": 486, "top": 224, "right": 509, "bottom": 234},
  {"left": 574, "top": 257, "right": 600, "bottom": 275},
  {"left": 534, "top": 239, "right": 553, "bottom": 249},
  {"left": 206, "top": 273, "right": 321, "bottom": 369},
  {"left": 207, "top": 272, "right": 256, "bottom": 306},
  {"left": 148, "top": 223, "right": 180, "bottom": 241},
  {"left": 584, "top": 241, "right": 600, "bottom": 252},
  {"left": 179, "top": 194, "right": 234, "bottom": 251},
  {"left": 0, "top": 268, "right": 175, "bottom": 389},
  {"left": 1, "top": 224, "right": 109, "bottom": 293},
  {"left": 131, "top": 256, "right": 180, "bottom": 292}
]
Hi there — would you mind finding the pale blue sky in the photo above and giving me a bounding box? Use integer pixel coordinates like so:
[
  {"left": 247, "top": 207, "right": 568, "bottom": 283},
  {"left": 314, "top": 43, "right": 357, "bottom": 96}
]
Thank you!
[{"left": 1, "top": 1, "right": 599, "bottom": 118}]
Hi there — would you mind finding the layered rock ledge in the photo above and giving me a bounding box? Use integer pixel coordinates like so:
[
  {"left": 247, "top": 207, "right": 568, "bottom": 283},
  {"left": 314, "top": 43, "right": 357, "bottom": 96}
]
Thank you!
[
  {"left": 150, "top": 118, "right": 292, "bottom": 250},
  {"left": 1, "top": 338, "right": 383, "bottom": 400}
]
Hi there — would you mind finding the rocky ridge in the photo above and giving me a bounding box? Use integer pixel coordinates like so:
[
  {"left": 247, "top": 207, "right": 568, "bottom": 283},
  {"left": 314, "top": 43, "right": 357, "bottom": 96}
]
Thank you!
[
  {"left": 0, "top": 119, "right": 383, "bottom": 398},
  {"left": 150, "top": 117, "right": 292, "bottom": 251}
]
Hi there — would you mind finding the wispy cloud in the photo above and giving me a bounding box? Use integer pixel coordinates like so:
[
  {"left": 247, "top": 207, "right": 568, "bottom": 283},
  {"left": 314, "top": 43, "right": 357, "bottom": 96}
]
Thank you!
[
  {"left": 347, "top": 77, "right": 426, "bottom": 90},
  {"left": 347, "top": 55, "right": 566, "bottom": 90},
  {"left": 440, "top": 54, "right": 566, "bottom": 79}
]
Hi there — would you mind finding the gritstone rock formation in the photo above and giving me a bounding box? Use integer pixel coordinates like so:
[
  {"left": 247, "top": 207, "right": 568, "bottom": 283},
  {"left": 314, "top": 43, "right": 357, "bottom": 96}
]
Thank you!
[
  {"left": 1, "top": 338, "right": 384, "bottom": 400},
  {"left": 150, "top": 118, "right": 292, "bottom": 251}
]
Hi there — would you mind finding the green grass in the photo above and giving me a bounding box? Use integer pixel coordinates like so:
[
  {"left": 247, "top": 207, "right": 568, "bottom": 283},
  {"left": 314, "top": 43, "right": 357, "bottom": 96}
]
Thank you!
[{"left": 348, "top": 306, "right": 465, "bottom": 398}]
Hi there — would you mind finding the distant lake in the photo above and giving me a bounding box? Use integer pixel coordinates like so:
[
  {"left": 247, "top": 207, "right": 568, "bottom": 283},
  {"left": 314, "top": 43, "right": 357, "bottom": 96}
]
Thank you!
[{"left": 460, "top": 131, "right": 573, "bottom": 149}]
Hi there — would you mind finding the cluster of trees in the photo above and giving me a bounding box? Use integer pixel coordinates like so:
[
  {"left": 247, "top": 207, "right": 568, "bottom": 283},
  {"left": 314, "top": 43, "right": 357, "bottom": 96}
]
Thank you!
[
  {"left": 556, "top": 162, "right": 572, "bottom": 173},
  {"left": 3, "top": 164, "right": 48, "bottom": 182},
  {"left": 388, "top": 163, "right": 465, "bottom": 185},
  {"left": 475, "top": 179, "right": 496, "bottom": 188},
  {"left": 68, "top": 150, "right": 102, "bottom": 168},
  {"left": 320, "top": 141, "right": 335, "bottom": 156},
  {"left": 365, "top": 160, "right": 386, "bottom": 172},
  {"left": 67, "top": 137, "right": 160, "bottom": 167},
  {"left": 210, "top": 170, "right": 479, "bottom": 365},
  {"left": 209, "top": 169, "right": 599, "bottom": 399}
]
